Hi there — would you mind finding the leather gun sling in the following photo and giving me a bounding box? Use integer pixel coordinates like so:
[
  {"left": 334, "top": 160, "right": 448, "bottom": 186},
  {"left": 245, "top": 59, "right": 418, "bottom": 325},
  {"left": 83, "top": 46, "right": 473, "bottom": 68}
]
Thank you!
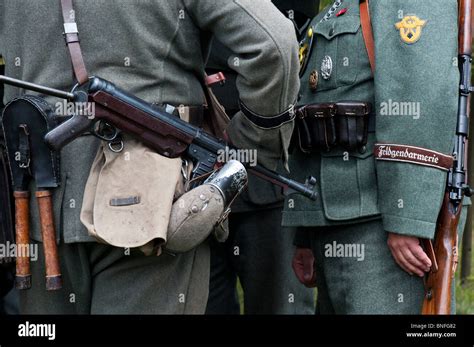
[
  {"left": 61, "top": 0, "right": 89, "bottom": 84},
  {"left": 359, "top": 0, "right": 375, "bottom": 73}
]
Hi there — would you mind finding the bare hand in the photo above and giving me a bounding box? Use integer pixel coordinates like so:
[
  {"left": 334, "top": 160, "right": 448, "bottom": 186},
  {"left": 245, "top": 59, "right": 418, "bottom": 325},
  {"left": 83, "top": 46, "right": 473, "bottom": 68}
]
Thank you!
[
  {"left": 292, "top": 247, "right": 317, "bottom": 288},
  {"left": 387, "top": 233, "right": 432, "bottom": 277}
]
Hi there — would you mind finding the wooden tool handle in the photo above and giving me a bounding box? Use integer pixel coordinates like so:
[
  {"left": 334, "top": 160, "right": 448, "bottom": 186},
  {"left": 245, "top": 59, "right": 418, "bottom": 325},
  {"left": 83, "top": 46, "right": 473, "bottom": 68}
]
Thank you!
[
  {"left": 14, "top": 191, "right": 31, "bottom": 290},
  {"left": 36, "top": 190, "right": 62, "bottom": 290}
]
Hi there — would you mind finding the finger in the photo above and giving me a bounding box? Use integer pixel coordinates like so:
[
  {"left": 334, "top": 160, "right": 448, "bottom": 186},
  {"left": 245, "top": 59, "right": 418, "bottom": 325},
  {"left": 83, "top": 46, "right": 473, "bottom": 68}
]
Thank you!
[
  {"left": 388, "top": 242, "right": 408, "bottom": 274},
  {"left": 391, "top": 249, "right": 414, "bottom": 276},
  {"left": 297, "top": 271, "right": 308, "bottom": 285},
  {"left": 388, "top": 240, "right": 424, "bottom": 276},
  {"left": 396, "top": 249, "right": 423, "bottom": 276},
  {"left": 400, "top": 247, "right": 426, "bottom": 276},
  {"left": 302, "top": 268, "right": 317, "bottom": 288},
  {"left": 293, "top": 266, "right": 306, "bottom": 285},
  {"left": 411, "top": 244, "right": 432, "bottom": 270},
  {"left": 292, "top": 257, "right": 303, "bottom": 281},
  {"left": 292, "top": 259, "right": 306, "bottom": 284},
  {"left": 302, "top": 254, "right": 314, "bottom": 281}
]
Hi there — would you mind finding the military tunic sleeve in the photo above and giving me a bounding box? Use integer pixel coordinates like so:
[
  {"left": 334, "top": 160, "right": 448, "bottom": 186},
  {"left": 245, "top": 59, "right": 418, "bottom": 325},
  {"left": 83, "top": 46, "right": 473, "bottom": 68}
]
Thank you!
[
  {"left": 183, "top": 0, "right": 300, "bottom": 170},
  {"left": 371, "top": 0, "right": 459, "bottom": 239}
]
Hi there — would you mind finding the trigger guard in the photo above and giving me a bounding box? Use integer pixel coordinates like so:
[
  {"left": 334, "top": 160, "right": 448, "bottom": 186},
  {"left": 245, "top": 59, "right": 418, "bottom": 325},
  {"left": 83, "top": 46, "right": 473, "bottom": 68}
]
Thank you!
[{"left": 92, "top": 121, "right": 120, "bottom": 142}]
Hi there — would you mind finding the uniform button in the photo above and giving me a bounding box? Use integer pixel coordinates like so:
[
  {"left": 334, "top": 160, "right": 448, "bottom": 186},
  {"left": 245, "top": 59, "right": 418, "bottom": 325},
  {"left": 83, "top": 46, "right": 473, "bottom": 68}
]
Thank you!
[
  {"left": 359, "top": 146, "right": 367, "bottom": 154},
  {"left": 329, "top": 28, "right": 335, "bottom": 37}
]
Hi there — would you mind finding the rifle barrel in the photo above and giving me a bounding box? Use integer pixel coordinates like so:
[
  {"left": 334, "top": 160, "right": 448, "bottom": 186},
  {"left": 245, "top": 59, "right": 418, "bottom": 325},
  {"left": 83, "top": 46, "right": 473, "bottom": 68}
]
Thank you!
[{"left": 0, "top": 75, "right": 74, "bottom": 100}]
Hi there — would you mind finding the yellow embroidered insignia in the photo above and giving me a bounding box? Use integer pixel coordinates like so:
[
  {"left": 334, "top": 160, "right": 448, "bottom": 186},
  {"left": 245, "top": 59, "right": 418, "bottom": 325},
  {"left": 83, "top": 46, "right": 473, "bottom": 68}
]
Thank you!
[
  {"left": 299, "top": 43, "right": 309, "bottom": 69},
  {"left": 299, "top": 27, "right": 314, "bottom": 76},
  {"left": 309, "top": 70, "right": 319, "bottom": 91},
  {"left": 395, "top": 15, "right": 427, "bottom": 44}
]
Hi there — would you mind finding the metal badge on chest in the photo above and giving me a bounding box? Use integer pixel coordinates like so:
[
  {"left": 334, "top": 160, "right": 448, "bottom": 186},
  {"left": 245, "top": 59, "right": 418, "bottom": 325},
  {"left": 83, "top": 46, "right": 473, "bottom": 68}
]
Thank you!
[
  {"left": 321, "top": 55, "right": 333, "bottom": 80},
  {"left": 305, "top": 0, "right": 349, "bottom": 91}
]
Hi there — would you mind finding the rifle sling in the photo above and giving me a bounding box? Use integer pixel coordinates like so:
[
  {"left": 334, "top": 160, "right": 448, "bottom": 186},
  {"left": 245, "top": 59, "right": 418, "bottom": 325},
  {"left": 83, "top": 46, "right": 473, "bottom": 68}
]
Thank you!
[
  {"left": 360, "top": 0, "right": 375, "bottom": 73},
  {"left": 60, "top": 0, "right": 89, "bottom": 85}
]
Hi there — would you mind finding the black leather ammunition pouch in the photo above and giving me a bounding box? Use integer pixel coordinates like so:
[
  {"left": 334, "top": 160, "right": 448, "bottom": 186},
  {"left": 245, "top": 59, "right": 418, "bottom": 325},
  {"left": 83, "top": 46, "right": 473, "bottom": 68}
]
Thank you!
[
  {"left": 296, "top": 101, "right": 371, "bottom": 152},
  {"left": 296, "top": 103, "right": 337, "bottom": 152}
]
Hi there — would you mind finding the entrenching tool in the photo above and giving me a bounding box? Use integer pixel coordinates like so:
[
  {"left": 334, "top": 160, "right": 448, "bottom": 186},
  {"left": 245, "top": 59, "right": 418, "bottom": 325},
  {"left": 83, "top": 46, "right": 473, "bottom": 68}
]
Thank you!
[{"left": 1, "top": 96, "right": 62, "bottom": 290}]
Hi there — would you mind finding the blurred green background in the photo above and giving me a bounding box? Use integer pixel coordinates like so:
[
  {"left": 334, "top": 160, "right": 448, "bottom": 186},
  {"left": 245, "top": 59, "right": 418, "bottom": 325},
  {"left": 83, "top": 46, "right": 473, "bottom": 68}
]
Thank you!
[{"left": 457, "top": 249, "right": 474, "bottom": 314}]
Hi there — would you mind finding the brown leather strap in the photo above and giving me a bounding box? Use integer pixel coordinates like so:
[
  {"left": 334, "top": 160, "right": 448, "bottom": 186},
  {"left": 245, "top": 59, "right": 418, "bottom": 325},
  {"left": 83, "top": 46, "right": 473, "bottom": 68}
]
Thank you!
[
  {"left": 422, "top": 239, "right": 439, "bottom": 273},
  {"left": 205, "top": 72, "right": 226, "bottom": 87},
  {"left": 60, "top": 0, "right": 89, "bottom": 85},
  {"left": 360, "top": 0, "right": 375, "bottom": 73}
]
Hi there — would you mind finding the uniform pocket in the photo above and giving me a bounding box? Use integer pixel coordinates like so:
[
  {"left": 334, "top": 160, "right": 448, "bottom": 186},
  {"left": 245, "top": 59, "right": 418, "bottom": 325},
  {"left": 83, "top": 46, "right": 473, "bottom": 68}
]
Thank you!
[
  {"left": 319, "top": 135, "right": 380, "bottom": 221},
  {"left": 311, "top": 15, "right": 362, "bottom": 91}
]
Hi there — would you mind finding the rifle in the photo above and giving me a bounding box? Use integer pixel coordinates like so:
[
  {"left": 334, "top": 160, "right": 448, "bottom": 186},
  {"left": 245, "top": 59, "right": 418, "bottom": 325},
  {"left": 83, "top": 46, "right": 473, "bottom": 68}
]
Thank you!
[
  {"left": 421, "top": 0, "right": 473, "bottom": 314},
  {"left": 0, "top": 75, "right": 317, "bottom": 201}
]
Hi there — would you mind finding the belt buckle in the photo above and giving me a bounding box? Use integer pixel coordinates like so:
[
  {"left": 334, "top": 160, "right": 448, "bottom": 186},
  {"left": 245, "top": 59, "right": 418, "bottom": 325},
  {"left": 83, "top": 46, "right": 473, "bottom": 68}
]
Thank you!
[
  {"left": 62, "top": 23, "right": 80, "bottom": 45},
  {"left": 63, "top": 23, "right": 79, "bottom": 35}
]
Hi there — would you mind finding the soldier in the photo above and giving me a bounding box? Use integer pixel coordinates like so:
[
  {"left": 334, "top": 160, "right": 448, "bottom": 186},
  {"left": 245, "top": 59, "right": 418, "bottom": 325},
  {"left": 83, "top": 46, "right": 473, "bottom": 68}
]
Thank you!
[
  {"left": 205, "top": 0, "right": 320, "bottom": 315},
  {"left": 285, "top": 0, "right": 468, "bottom": 313},
  {"left": 0, "top": 0, "right": 299, "bottom": 314}
]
